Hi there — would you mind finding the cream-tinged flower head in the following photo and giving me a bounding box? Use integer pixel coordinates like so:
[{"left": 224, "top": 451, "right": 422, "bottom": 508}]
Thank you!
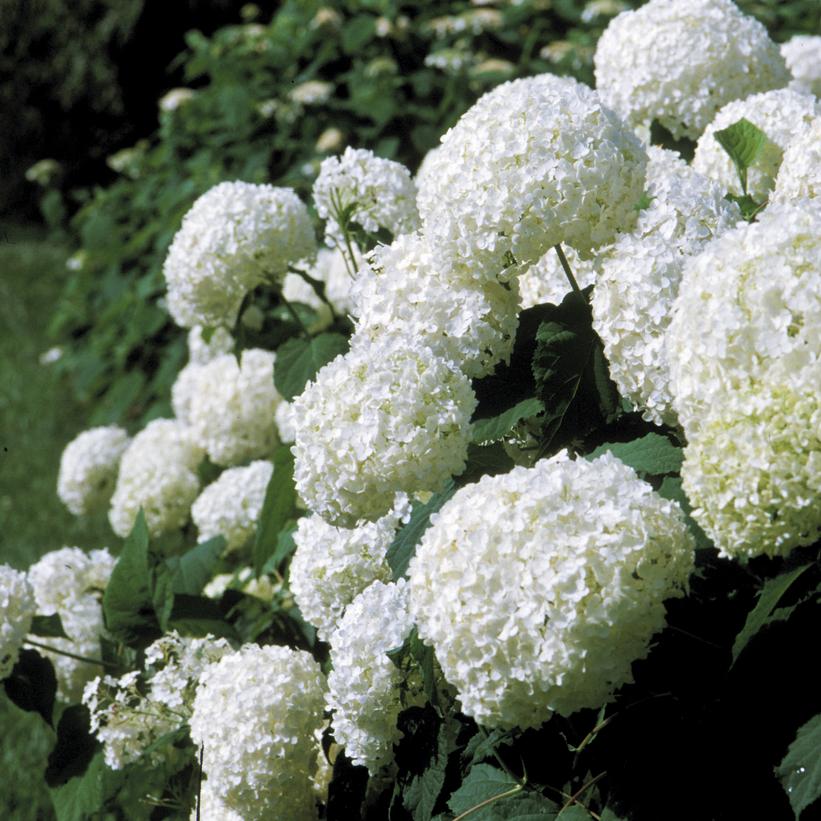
[
  {"left": 109, "top": 419, "right": 203, "bottom": 538},
  {"left": 293, "top": 339, "right": 476, "bottom": 527},
  {"left": 594, "top": 0, "right": 789, "bottom": 140},
  {"left": 289, "top": 495, "right": 410, "bottom": 640},
  {"left": 772, "top": 118, "right": 821, "bottom": 204},
  {"left": 190, "top": 644, "right": 326, "bottom": 820},
  {"left": 351, "top": 232, "right": 520, "bottom": 379},
  {"left": 417, "top": 73, "right": 647, "bottom": 280},
  {"left": 667, "top": 203, "right": 821, "bottom": 558},
  {"left": 164, "top": 182, "right": 316, "bottom": 328},
  {"left": 0, "top": 566, "right": 35, "bottom": 679},
  {"left": 517, "top": 246, "right": 596, "bottom": 310},
  {"left": 57, "top": 426, "right": 130, "bottom": 516},
  {"left": 327, "top": 579, "right": 423, "bottom": 773},
  {"left": 313, "top": 148, "right": 419, "bottom": 248},
  {"left": 409, "top": 452, "right": 695, "bottom": 728},
  {"left": 781, "top": 35, "right": 821, "bottom": 97},
  {"left": 191, "top": 460, "right": 273, "bottom": 552},
  {"left": 692, "top": 88, "right": 820, "bottom": 200},
  {"left": 188, "top": 349, "right": 281, "bottom": 467},
  {"left": 187, "top": 325, "right": 235, "bottom": 365}
]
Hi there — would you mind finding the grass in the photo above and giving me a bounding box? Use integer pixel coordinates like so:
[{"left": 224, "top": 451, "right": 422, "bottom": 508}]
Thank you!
[{"left": 0, "top": 221, "right": 116, "bottom": 821}]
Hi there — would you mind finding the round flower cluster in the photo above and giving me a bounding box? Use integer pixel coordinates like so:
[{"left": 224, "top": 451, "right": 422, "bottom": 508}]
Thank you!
[
  {"left": 408, "top": 452, "right": 695, "bottom": 728},
  {"left": 191, "top": 460, "right": 273, "bottom": 552},
  {"left": 313, "top": 147, "right": 419, "bottom": 247},
  {"left": 57, "top": 426, "right": 130, "bottom": 516},
  {"left": 781, "top": 35, "right": 821, "bottom": 97},
  {"left": 0, "top": 565, "right": 35, "bottom": 679},
  {"left": 591, "top": 146, "right": 742, "bottom": 426},
  {"left": 28, "top": 547, "right": 117, "bottom": 701},
  {"left": 164, "top": 181, "right": 316, "bottom": 329},
  {"left": 351, "top": 233, "right": 520, "bottom": 379},
  {"left": 417, "top": 73, "right": 647, "bottom": 280},
  {"left": 274, "top": 401, "right": 297, "bottom": 445},
  {"left": 310, "top": 246, "right": 357, "bottom": 317},
  {"left": 772, "top": 118, "right": 821, "bottom": 204},
  {"left": 187, "top": 325, "right": 235, "bottom": 365},
  {"left": 692, "top": 88, "right": 820, "bottom": 201},
  {"left": 517, "top": 245, "right": 595, "bottom": 310},
  {"left": 289, "top": 494, "right": 409, "bottom": 640},
  {"left": 326, "top": 580, "right": 423, "bottom": 773},
  {"left": 109, "top": 419, "right": 203, "bottom": 538},
  {"left": 594, "top": 0, "right": 788, "bottom": 140},
  {"left": 667, "top": 203, "right": 821, "bottom": 558},
  {"left": 190, "top": 644, "right": 326, "bottom": 820},
  {"left": 188, "top": 349, "right": 280, "bottom": 467},
  {"left": 293, "top": 340, "right": 476, "bottom": 526}
]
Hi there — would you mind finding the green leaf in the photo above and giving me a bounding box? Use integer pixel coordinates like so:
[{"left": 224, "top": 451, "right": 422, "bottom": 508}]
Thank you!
[
  {"left": 587, "top": 433, "right": 683, "bottom": 477},
  {"left": 3, "top": 648, "right": 56, "bottom": 726},
  {"left": 714, "top": 118, "right": 769, "bottom": 194},
  {"left": 557, "top": 806, "right": 595, "bottom": 820},
  {"left": 49, "top": 753, "right": 115, "bottom": 821},
  {"left": 472, "top": 398, "right": 544, "bottom": 444},
  {"left": 448, "top": 764, "right": 557, "bottom": 819},
  {"left": 342, "top": 14, "right": 376, "bottom": 54},
  {"left": 30, "top": 613, "right": 69, "bottom": 639},
  {"left": 777, "top": 714, "right": 821, "bottom": 819},
  {"left": 102, "top": 511, "right": 159, "bottom": 644},
  {"left": 45, "top": 705, "right": 97, "bottom": 787},
  {"left": 274, "top": 332, "right": 349, "bottom": 401},
  {"left": 657, "top": 476, "right": 712, "bottom": 550},
  {"left": 387, "top": 481, "right": 456, "bottom": 581},
  {"left": 387, "top": 626, "right": 438, "bottom": 706},
  {"left": 732, "top": 563, "right": 813, "bottom": 665},
  {"left": 459, "top": 442, "right": 515, "bottom": 486},
  {"left": 261, "top": 522, "right": 298, "bottom": 575},
  {"left": 253, "top": 447, "right": 296, "bottom": 576},
  {"left": 167, "top": 594, "right": 240, "bottom": 642},
  {"left": 725, "top": 192, "right": 766, "bottom": 221}
]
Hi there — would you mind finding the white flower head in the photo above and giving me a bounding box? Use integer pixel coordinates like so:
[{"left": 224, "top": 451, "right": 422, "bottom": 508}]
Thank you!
[
  {"left": 692, "top": 88, "right": 820, "bottom": 201},
  {"left": 327, "top": 579, "right": 424, "bottom": 773},
  {"left": 781, "top": 35, "right": 821, "bottom": 97},
  {"left": 517, "top": 246, "right": 596, "bottom": 311},
  {"left": 188, "top": 349, "right": 281, "bottom": 467},
  {"left": 189, "top": 644, "right": 326, "bottom": 819},
  {"left": 187, "top": 325, "right": 235, "bottom": 365},
  {"left": 164, "top": 182, "right": 316, "bottom": 329},
  {"left": 772, "top": 117, "right": 821, "bottom": 205},
  {"left": 0, "top": 565, "right": 35, "bottom": 679},
  {"left": 409, "top": 453, "right": 695, "bottom": 728},
  {"left": 417, "top": 73, "right": 647, "bottom": 280},
  {"left": 351, "top": 232, "right": 520, "bottom": 379},
  {"left": 667, "top": 202, "right": 821, "bottom": 558},
  {"left": 313, "top": 147, "right": 419, "bottom": 248},
  {"left": 594, "top": 0, "right": 789, "bottom": 140},
  {"left": 191, "top": 460, "right": 273, "bottom": 552},
  {"left": 293, "top": 339, "right": 476, "bottom": 527},
  {"left": 109, "top": 419, "right": 203, "bottom": 538},
  {"left": 57, "top": 426, "right": 130, "bottom": 516},
  {"left": 289, "top": 495, "right": 410, "bottom": 641}
]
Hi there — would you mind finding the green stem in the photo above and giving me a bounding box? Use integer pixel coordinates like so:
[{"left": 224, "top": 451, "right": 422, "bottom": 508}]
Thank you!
[
  {"left": 25, "top": 638, "right": 116, "bottom": 669},
  {"left": 288, "top": 266, "right": 338, "bottom": 320},
  {"left": 561, "top": 771, "right": 607, "bottom": 814},
  {"left": 279, "top": 292, "right": 309, "bottom": 336},
  {"left": 553, "top": 244, "right": 583, "bottom": 296}
]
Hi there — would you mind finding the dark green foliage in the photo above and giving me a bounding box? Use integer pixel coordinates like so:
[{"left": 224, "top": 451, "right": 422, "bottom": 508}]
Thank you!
[
  {"left": 30, "top": 613, "right": 69, "bottom": 640},
  {"left": 777, "top": 713, "right": 821, "bottom": 818},
  {"left": 471, "top": 398, "right": 544, "bottom": 445},
  {"left": 586, "top": 433, "right": 683, "bottom": 477},
  {"left": 274, "top": 331, "right": 350, "bottom": 401},
  {"left": 253, "top": 446, "right": 297, "bottom": 575},
  {"left": 3, "top": 649, "right": 57, "bottom": 726},
  {"left": 714, "top": 117, "right": 770, "bottom": 195}
]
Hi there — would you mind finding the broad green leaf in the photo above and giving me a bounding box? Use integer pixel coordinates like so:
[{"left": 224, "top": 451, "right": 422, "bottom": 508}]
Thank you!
[
  {"left": 45, "top": 705, "right": 97, "bottom": 787},
  {"left": 657, "top": 476, "right": 712, "bottom": 550},
  {"left": 274, "top": 332, "right": 349, "bottom": 401},
  {"left": 725, "top": 192, "right": 765, "bottom": 221},
  {"left": 587, "top": 433, "right": 683, "bottom": 476},
  {"left": 342, "top": 14, "right": 376, "bottom": 54},
  {"left": 459, "top": 442, "right": 515, "bottom": 486},
  {"left": 49, "top": 753, "right": 115, "bottom": 821},
  {"left": 777, "top": 713, "right": 821, "bottom": 819},
  {"left": 261, "top": 522, "right": 298, "bottom": 575},
  {"left": 714, "top": 118, "right": 769, "bottom": 194},
  {"left": 169, "top": 535, "right": 226, "bottom": 596},
  {"left": 253, "top": 447, "right": 296, "bottom": 575},
  {"left": 3, "top": 648, "right": 56, "bottom": 726},
  {"left": 448, "top": 764, "right": 558, "bottom": 819},
  {"left": 387, "top": 481, "right": 456, "bottom": 580},
  {"left": 387, "top": 626, "right": 438, "bottom": 706},
  {"left": 472, "top": 398, "right": 544, "bottom": 444},
  {"left": 102, "top": 511, "right": 159, "bottom": 645},
  {"left": 558, "top": 806, "right": 595, "bottom": 819},
  {"left": 167, "top": 594, "right": 240, "bottom": 641},
  {"left": 30, "top": 613, "right": 69, "bottom": 639},
  {"left": 732, "top": 564, "right": 813, "bottom": 665}
]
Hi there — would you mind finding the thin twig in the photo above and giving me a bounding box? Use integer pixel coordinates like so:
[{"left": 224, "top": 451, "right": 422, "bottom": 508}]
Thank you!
[
  {"left": 561, "top": 770, "right": 607, "bottom": 814},
  {"left": 553, "top": 243, "right": 583, "bottom": 296},
  {"left": 25, "top": 638, "right": 117, "bottom": 669}
]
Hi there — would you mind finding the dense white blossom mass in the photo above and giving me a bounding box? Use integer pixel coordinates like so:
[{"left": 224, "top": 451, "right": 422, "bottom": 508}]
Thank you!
[
  {"left": 313, "top": 147, "right": 419, "bottom": 247},
  {"left": 188, "top": 349, "right": 280, "bottom": 467},
  {"left": 417, "top": 73, "right": 647, "bottom": 280},
  {"left": 667, "top": 203, "right": 821, "bottom": 558},
  {"left": 164, "top": 181, "right": 316, "bottom": 328},
  {"left": 57, "top": 426, "right": 130, "bottom": 516},
  {"left": 692, "top": 88, "right": 820, "bottom": 201},
  {"left": 517, "top": 245, "right": 596, "bottom": 310},
  {"left": 289, "top": 495, "right": 409, "bottom": 640},
  {"left": 190, "top": 644, "right": 326, "bottom": 820},
  {"left": 594, "top": 0, "right": 789, "bottom": 140},
  {"left": 781, "top": 35, "right": 821, "bottom": 97},
  {"left": 409, "top": 452, "right": 694, "bottom": 728},
  {"left": 109, "top": 419, "right": 203, "bottom": 538},
  {"left": 191, "top": 460, "right": 273, "bottom": 552},
  {"left": 772, "top": 118, "right": 821, "bottom": 204},
  {"left": 0, "top": 565, "right": 35, "bottom": 679},
  {"left": 326, "top": 580, "right": 423, "bottom": 773},
  {"left": 351, "top": 232, "right": 520, "bottom": 378},
  {"left": 293, "top": 340, "right": 476, "bottom": 526}
]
